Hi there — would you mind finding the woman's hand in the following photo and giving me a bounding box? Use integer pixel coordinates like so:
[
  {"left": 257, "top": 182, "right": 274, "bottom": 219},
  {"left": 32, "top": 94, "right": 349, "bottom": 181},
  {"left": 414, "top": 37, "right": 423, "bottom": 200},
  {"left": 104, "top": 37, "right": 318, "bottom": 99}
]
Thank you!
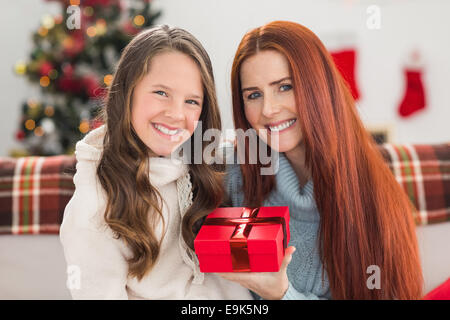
[{"left": 215, "top": 246, "right": 296, "bottom": 300}]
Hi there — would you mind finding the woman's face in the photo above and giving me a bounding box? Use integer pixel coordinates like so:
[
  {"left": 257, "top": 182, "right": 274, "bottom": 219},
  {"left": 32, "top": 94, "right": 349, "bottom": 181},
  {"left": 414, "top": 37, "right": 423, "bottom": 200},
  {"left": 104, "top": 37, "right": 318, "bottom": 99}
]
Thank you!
[
  {"left": 131, "top": 50, "right": 203, "bottom": 157},
  {"left": 240, "top": 50, "right": 303, "bottom": 153}
]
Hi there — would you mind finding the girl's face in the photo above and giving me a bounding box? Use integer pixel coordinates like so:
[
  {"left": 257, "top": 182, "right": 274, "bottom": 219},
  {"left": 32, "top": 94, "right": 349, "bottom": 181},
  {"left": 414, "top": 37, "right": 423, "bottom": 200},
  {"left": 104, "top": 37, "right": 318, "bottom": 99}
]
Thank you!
[
  {"left": 131, "top": 51, "right": 203, "bottom": 157},
  {"left": 240, "top": 50, "right": 303, "bottom": 153}
]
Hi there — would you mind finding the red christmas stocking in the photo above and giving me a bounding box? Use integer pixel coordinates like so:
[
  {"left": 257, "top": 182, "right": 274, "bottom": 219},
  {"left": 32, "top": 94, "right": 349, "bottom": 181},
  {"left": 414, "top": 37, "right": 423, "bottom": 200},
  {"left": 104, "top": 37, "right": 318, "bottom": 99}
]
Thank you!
[
  {"left": 330, "top": 49, "right": 360, "bottom": 100},
  {"left": 398, "top": 69, "right": 426, "bottom": 118}
]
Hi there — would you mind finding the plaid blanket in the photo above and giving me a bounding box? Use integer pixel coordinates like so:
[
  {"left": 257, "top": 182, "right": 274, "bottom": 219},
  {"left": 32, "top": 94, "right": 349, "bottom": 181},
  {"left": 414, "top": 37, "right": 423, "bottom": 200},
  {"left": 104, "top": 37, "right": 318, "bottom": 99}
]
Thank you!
[
  {"left": 0, "top": 143, "right": 449, "bottom": 235},
  {"left": 0, "top": 155, "right": 76, "bottom": 235},
  {"left": 378, "top": 143, "right": 450, "bottom": 225}
]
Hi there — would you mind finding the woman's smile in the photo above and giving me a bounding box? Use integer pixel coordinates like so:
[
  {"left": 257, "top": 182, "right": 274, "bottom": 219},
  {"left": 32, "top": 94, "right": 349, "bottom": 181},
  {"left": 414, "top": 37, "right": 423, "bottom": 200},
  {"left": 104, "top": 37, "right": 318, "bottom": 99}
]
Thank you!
[{"left": 265, "top": 118, "right": 297, "bottom": 134}]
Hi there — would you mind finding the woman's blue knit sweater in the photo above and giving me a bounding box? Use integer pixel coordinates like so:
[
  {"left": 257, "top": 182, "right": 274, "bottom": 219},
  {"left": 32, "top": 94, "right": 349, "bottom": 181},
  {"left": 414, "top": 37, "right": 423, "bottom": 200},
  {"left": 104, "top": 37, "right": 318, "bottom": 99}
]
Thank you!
[{"left": 224, "top": 152, "right": 332, "bottom": 299}]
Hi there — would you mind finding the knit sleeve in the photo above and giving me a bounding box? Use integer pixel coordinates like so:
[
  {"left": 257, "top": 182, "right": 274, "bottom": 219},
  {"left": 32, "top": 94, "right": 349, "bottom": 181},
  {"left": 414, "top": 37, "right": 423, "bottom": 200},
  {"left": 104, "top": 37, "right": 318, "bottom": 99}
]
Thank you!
[
  {"left": 281, "top": 281, "right": 329, "bottom": 300},
  {"left": 59, "top": 160, "right": 130, "bottom": 299}
]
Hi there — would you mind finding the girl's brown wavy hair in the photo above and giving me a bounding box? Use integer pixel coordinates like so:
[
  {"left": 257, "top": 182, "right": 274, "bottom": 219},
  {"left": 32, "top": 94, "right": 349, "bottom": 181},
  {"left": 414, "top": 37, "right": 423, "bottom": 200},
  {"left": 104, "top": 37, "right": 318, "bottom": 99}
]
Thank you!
[
  {"left": 97, "top": 25, "right": 224, "bottom": 281},
  {"left": 231, "top": 21, "right": 423, "bottom": 299}
]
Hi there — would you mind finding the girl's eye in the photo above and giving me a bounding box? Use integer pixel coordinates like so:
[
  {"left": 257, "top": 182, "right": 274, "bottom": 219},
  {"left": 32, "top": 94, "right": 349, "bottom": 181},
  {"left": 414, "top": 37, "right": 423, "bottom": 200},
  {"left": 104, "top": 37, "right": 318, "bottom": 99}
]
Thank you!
[
  {"left": 247, "top": 92, "right": 262, "bottom": 100},
  {"left": 280, "top": 84, "right": 292, "bottom": 92},
  {"left": 186, "top": 99, "right": 200, "bottom": 106},
  {"left": 154, "top": 90, "right": 168, "bottom": 97}
]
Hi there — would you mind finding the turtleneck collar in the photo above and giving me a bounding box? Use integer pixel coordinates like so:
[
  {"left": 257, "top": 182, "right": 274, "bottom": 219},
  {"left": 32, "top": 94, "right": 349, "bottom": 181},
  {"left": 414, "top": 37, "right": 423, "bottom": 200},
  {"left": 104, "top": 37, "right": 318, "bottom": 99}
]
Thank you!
[
  {"left": 269, "top": 152, "right": 319, "bottom": 222},
  {"left": 148, "top": 156, "right": 188, "bottom": 187}
]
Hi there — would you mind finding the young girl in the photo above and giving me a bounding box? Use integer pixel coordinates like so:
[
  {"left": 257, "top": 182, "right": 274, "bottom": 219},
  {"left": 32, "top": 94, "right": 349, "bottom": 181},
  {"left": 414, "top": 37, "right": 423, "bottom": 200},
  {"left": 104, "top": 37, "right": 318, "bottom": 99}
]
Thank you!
[
  {"left": 59, "top": 25, "right": 252, "bottom": 300},
  {"left": 219, "top": 21, "right": 424, "bottom": 300}
]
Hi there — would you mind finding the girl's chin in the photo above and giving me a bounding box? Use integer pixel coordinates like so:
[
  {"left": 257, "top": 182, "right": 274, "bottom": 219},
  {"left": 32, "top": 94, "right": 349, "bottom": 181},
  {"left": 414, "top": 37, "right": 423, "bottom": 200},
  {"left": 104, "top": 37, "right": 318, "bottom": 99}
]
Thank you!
[
  {"left": 143, "top": 132, "right": 192, "bottom": 157},
  {"left": 144, "top": 143, "right": 176, "bottom": 157}
]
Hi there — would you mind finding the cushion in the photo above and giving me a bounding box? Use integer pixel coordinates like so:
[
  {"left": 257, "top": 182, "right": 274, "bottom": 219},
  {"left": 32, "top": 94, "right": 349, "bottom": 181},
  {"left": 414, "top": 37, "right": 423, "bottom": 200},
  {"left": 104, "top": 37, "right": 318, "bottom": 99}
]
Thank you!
[
  {"left": 0, "top": 155, "right": 76, "bottom": 234},
  {"left": 424, "top": 278, "right": 450, "bottom": 300},
  {"left": 0, "top": 142, "right": 449, "bottom": 235},
  {"left": 378, "top": 143, "right": 450, "bottom": 225}
]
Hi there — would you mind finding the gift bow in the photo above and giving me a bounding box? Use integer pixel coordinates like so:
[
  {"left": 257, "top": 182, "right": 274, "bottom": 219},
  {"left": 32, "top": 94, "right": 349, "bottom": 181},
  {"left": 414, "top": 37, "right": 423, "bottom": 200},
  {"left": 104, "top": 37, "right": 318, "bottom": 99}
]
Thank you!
[{"left": 202, "top": 207, "right": 287, "bottom": 272}]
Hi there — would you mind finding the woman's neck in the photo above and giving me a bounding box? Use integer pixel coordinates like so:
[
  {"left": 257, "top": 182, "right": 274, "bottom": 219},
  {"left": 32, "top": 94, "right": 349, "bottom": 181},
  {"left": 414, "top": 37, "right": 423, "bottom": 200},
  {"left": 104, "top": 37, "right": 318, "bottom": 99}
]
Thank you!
[{"left": 284, "top": 142, "right": 311, "bottom": 187}]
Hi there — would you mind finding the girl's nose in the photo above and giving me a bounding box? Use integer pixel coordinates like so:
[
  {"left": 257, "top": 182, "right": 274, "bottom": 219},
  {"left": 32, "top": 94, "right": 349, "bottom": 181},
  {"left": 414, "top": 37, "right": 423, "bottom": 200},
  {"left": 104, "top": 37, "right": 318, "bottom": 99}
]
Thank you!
[{"left": 165, "top": 100, "right": 186, "bottom": 121}]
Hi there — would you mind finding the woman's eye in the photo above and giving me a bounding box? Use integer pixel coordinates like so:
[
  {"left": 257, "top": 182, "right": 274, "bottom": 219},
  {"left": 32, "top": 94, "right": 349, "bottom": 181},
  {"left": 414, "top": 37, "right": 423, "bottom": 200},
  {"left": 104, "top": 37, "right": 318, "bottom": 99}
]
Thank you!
[
  {"left": 154, "top": 90, "right": 168, "bottom": 97},
  {"left": 280, "top": 84, "right": 292, "bottom": 92},
  {"left": 186, "top": 99, "right": 200, "bottom": 106},
  {"left": 247, "top": 92, "right": 261, "bottom": 100}
]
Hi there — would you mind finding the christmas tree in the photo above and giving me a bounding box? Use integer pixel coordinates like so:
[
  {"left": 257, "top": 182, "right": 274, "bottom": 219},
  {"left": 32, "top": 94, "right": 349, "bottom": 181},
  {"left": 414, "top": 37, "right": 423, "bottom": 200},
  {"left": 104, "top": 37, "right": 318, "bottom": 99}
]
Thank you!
[{"left": 13, "top": 0, "right": 161, "bottom": 156}]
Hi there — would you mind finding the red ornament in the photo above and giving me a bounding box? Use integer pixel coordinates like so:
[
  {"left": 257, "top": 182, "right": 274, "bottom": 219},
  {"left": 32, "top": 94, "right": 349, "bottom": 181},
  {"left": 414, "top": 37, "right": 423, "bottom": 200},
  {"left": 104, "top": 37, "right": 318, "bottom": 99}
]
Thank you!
[
  {"left": 83, "top": 0, "right": 117, "bottom": 7},
  {"left": 62, "top": 63, "right": 74, "bottom": 77},
  {"left": 82, "top": 76, "right": 106, "bottom": 98},
  {"left": 57, "top": 75, "right": 82, "bottom": 94},
  {"left": 122, "top": 21, "right": 140, "bottom": 36},
  {"left": 63, "top": 31, "right": 85, "bottom": 58},
  {"left": 16, "top": 130, "right": 26, "bottom": 141},
  {"left": 39, "top": 61, "right": 54, "bottom": 76}
]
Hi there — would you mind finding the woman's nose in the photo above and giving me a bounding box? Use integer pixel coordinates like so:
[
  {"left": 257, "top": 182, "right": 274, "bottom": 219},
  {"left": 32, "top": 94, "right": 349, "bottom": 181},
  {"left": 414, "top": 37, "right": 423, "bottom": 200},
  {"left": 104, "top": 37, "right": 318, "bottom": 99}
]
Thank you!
[{"left": 261, "top": 94, "right": 281, "bottom": 118}]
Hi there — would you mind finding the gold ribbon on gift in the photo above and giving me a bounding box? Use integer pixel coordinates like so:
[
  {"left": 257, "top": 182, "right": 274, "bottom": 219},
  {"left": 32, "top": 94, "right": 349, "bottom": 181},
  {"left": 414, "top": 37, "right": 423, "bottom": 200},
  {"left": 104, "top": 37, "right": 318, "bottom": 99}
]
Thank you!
[{"left": 202, "top": 207, "right": 287, "bottom": 272}]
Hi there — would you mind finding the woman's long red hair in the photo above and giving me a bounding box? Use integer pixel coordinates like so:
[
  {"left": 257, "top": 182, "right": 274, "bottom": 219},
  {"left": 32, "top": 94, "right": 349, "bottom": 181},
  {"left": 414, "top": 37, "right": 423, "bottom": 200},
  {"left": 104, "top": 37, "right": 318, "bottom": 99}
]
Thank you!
[{"left": 231, "top": 21, "right": 423, "bottom": 299}]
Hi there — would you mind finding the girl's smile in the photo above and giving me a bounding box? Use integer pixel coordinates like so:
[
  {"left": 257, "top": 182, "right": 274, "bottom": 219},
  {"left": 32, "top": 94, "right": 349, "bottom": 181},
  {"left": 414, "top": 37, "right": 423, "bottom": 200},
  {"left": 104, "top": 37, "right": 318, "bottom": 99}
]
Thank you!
[{"left": 151, "top": 122, "right": 184, "bottom": 139}]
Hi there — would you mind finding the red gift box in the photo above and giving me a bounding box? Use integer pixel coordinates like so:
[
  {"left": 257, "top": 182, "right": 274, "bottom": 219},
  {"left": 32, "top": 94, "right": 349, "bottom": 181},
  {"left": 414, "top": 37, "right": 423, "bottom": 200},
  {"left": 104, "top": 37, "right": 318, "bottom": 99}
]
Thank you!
[{"left": 194, "top": 206, "right": 290, "bottom": 272}]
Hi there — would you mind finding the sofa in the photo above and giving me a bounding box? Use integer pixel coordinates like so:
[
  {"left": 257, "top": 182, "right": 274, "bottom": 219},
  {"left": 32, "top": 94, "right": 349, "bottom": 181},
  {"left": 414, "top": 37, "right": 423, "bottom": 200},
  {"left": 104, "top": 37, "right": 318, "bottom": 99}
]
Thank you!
[{"left": 0, "top": 143, "right": 449, "bottom": 299}]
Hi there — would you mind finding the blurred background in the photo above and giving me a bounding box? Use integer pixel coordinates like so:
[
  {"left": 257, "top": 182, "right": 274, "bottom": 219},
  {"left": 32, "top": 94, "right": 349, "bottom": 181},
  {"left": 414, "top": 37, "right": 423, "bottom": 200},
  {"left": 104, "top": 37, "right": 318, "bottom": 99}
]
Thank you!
[
  {"left": 0, "top": 0, "right": 449, "bottom": 299},
  {"left": 2, "top": 0, "right": 450, "bottom": 157}
]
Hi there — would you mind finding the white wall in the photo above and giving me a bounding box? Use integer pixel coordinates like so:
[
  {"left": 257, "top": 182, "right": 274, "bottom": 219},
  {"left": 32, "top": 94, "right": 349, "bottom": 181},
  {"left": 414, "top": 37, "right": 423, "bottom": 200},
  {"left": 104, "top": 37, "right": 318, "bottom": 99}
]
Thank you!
[{"left": 1, "top": 0, "right": 450, "bottom": 156}]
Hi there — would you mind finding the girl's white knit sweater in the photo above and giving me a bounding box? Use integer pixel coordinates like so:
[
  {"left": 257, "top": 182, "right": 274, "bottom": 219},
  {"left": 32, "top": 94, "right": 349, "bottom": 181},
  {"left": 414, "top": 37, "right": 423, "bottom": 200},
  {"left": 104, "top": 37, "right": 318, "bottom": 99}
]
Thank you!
[{"left": 59, "top": 126, "right": 252, "bottom": 300}]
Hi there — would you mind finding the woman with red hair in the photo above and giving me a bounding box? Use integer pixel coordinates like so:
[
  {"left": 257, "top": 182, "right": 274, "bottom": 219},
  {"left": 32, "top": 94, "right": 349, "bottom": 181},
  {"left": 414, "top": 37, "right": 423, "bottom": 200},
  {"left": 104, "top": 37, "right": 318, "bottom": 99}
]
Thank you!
[{"left": 220, "top": 20, "right": 423, "bottom": 300}]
